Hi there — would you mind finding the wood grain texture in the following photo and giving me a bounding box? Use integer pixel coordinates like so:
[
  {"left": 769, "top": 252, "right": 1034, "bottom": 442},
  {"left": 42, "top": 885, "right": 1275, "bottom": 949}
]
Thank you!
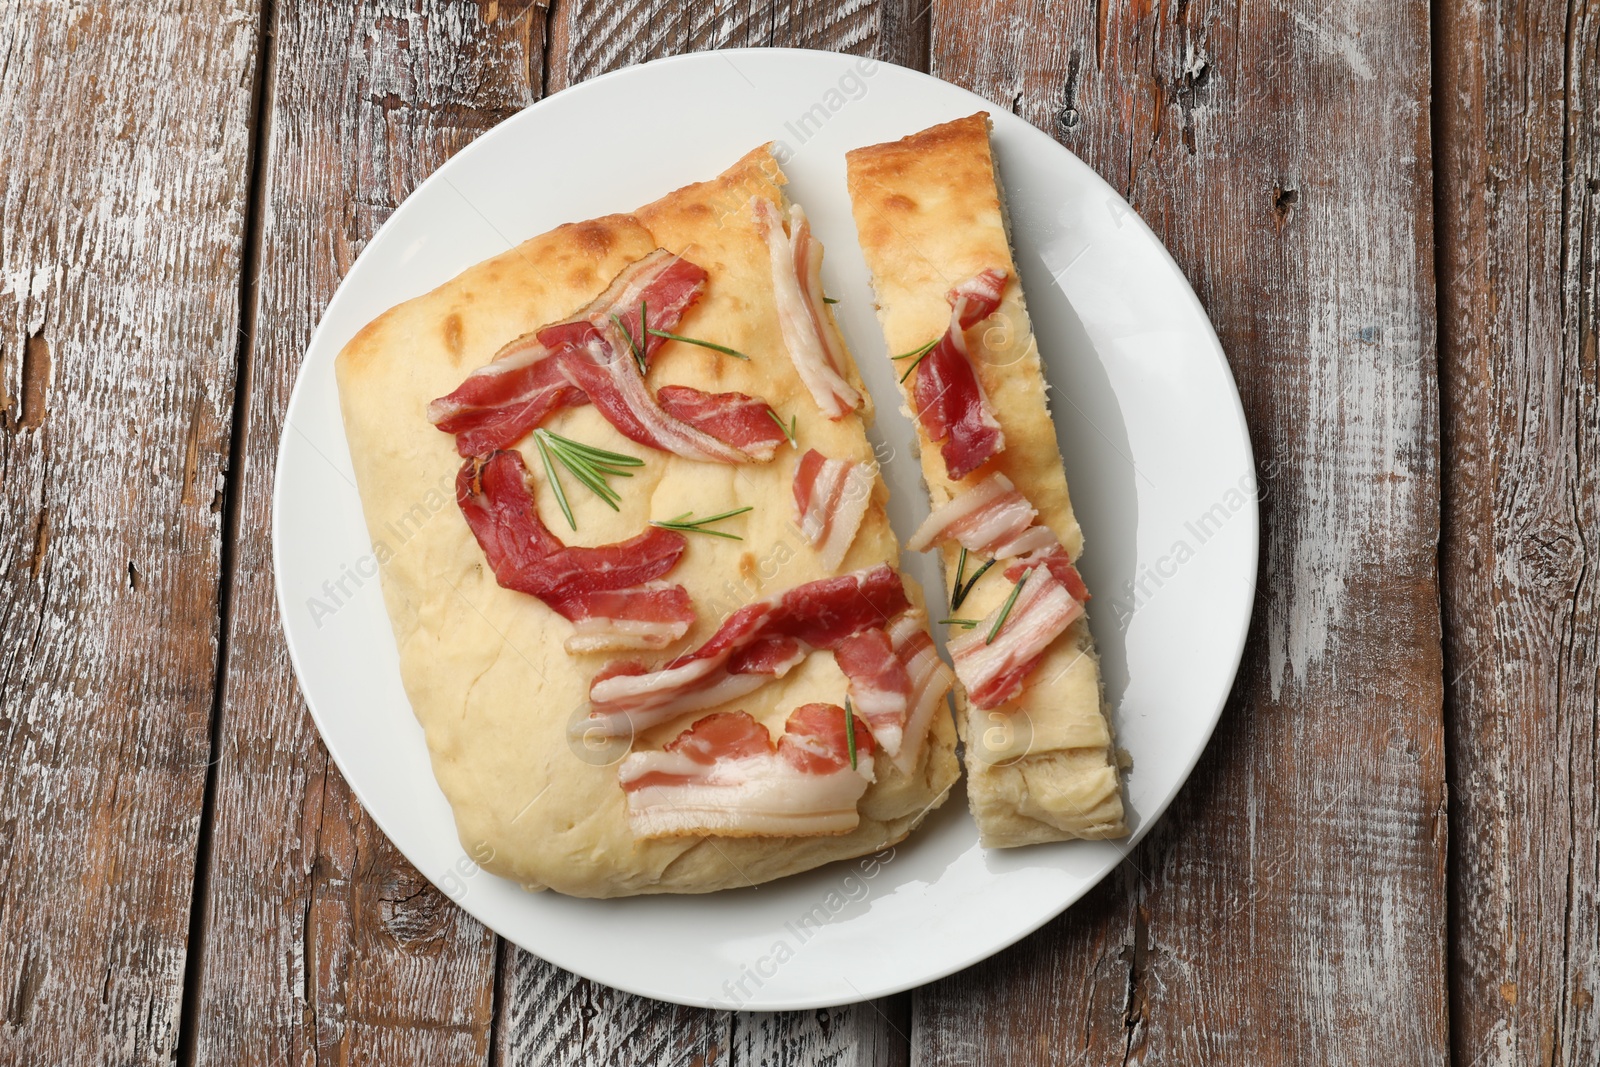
[
  {"left": 186, "top": 3, "right": 545, "bottom": 1064},
  {"left": 489, "top": 4, "right": 924, "bottom": 1065},
  {"left": 0, "top": 2, "right": 260, "bottom": 1064},
  {"left": 913, "top": 1, "right": 1450, "bottom": 1063},
  {"left": 1437, "top": 2, "right": 1600, "bottom": 1065}
]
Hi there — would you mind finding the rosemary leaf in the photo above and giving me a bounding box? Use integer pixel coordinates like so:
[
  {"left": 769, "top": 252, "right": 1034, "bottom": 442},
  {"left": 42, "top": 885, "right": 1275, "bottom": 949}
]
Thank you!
[
  {"left": 844, "top": 698, "right": 858, "bottom": 770},
  {"left": 611, "top": 310, "right": 647, "bottom": 376},
  {"left": 938, "top": 617, "right": 981, "bottom": 629},
  {"left": 986, "top": 568, "right": 1032, "bottom": 645},
  {"left": 889, "top": 340, "right": 934, "bottom": 361},
  {"left": 543, "top": 432, "right": 644, "bottom": 470},
  {"left": 534, "top": 428, "right": 644, "bottom": 517},
  {"left": 899, "top": 345, "right": 935, "bottom": 383},
  {"left": 951, "top": 557, "right": 997, "bottom": 610},
  {"left": 767, "top": 409, "right": 798, "bottom": 447},
  {"left": 647, "top": 328, "right": 749, "bottom": 360},
  {"left": 649, "top": 505, "right": 754, "bottom": 540},
  {"left": 823, "top": 296, "right": 839, "bottom": 304},
  {"left": 532, "top": 431, "right": 577, "bottom": 531}
]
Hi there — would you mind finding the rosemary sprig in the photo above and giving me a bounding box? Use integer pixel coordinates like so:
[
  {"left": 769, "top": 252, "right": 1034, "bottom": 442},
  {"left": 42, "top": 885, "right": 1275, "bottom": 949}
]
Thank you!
[
  {"left": 898, "top": 342, "right": 936, "bottom": 383},
  {"left": 647, "top": 328, "right": 749, "bottom": 360},
  {"left": 649, "top": 505, "right": 753, "bottom": 540},
  {"left": 889, "top": 340, "right": 934, "bottom": 361},
  {"left": 844, "top": 697, "right": 858, "bottom": 770},
  {"left": 611, "top": 302, "right": 648, "bottom": 376},
  {"left": 951, "top": 548, "right": 997, "bottom": 610},
  {"left": 532, "top": 428, "right": 644, "bottom": 528},
  {"left": 767, "top": 409, "right": 798, "bottom": 448},
  {"left": 532, "top": 431, "right": 577, "bottom": 532},
  {"left": 938, "top": 617, "right": 981, "bottom": 629},
  {"left": 986, "top": 568, "right": 1032, "bottom": 645}
]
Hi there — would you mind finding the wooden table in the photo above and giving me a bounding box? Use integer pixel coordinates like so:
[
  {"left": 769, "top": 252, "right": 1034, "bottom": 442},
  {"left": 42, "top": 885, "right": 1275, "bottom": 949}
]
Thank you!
[{"left": 1, "top": 1, "right": 1593, "bottom": 1063}]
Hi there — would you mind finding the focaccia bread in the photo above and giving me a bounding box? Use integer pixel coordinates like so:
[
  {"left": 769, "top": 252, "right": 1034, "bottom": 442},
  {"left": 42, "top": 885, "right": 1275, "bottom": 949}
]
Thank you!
[
  {"left": 336, "top": 146, "right": 958, "bottom": 897},
  {"left": 845, "top": 114, "right": 1126, "bottom": 846}
]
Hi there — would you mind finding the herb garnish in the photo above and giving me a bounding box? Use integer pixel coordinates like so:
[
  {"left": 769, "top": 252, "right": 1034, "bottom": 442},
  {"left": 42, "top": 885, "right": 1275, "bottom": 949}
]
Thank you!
[
  {"left": 938, "top": 617, "right": 981, "bottom": 629},
  {"left": 531, "top": 428, "right": 644, "bottom": 530},
  {"left": 649, "top": 506, "right": 754, "bottom": 540},
  {"left": 897, "top": 341, "right": 937, "bottom": 383},
  {"left": 647, "top": 328, "right": 749, "bottom": 360},
  {"left": 823, "top": 296, "right": 839, "bottom": 305},
  {"left": 844, "top": 698, "right": 858, "bottom": 770},
  {"left": 986, "top": 568, "right": 1032, "bottom": 645},
  {"left": 950, "top": 547, "right": 997, "bottom": 610},
  {"left": 891, "top": 339, "right": 938, "bottom": 360},
  {"left": 611, "top": 300, "right": 649, "bottom": 376},
  {"left": 767, "top": 409, "right": 798, "bottom": 448}
]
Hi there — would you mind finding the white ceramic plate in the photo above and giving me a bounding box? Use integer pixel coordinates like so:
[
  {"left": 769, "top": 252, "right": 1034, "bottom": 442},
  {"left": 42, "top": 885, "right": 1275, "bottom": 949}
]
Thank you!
[{"left": 273, "top": 48, "right": 1256, "bottom": 1011}]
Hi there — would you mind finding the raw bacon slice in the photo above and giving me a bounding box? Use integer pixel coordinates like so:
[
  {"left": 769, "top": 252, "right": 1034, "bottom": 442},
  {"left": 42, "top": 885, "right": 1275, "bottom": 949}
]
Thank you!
[
  {"left": 754, "top": 198, "right": 862, "bottom": 419},
  {"left": 1003, "top": 544, "right": 1091, "bottom": 603},
  {"left": 886, "top": 611, "right": 954, "bottom": 773},
  {"left": 548, "top": 318, "right": 757, "bottom": 464},
  {"left": 907, "top": 472, "right": 1035, "bottom": 555},
  {"left": 427, "top": 338, "right": 585, "bottom": 458},
  {"left": 457, "top": 451, "right": 694, "bottom": 652},
  {"left": 834, "top": 610, "right": 954, "bottom": 772},
  {"left": 656, "top": 385, "right": 789, "bottom": 461},
  {"left": 429, "top": 250, "right": 706, "bottom": 455},
  {"left": 948, "top": 567, "right": 1085, "bottom": 710},
  {"left": 562, "top": 583, "right": 696, "bottom": 653},
  {"left": 585, "top": 564, "right": 911, "bottom": 736},
  {"left": 909, "top": 268, "right": 1009, "bottom": 479},
  {"left": 834, "top": 627, "right": 910, "bottom": 753},
  {"left": 618, "top": 704, "right": 874, "bottom": 838},
  {"left": 908, "top": 472, "right": 1089, "bottom": 599},
  {"left": 792, "top": 448, "right": 876, "bottom": 570}
]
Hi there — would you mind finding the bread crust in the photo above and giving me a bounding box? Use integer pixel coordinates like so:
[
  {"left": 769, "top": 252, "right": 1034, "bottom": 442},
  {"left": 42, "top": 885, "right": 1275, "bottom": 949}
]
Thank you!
[
  {"left": 335, "top": 146, "right": 957, "bottom": 897},
  {"left": 846, "top": 114, "right": 1126, "bottom": 845}
]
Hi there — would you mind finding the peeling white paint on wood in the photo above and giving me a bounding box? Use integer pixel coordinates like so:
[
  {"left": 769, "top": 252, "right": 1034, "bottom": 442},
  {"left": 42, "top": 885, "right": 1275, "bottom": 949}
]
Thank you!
[
  {"left": 0, "top": 2, "right": 261, "bottom": 1065},
  {"left": 914, "top": 1, "right": 1449, "bottom": 1063}
]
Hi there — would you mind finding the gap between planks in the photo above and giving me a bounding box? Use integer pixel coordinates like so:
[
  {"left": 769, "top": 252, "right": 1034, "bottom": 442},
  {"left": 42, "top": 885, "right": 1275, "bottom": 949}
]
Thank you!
[{"left": 175, "top": 3, "right": 280, "bottom": 1066}]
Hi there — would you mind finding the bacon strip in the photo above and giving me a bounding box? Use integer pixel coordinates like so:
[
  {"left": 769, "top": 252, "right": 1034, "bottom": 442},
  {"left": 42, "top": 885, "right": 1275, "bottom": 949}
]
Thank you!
[
  {"left": 832, "top": 609, "right": 954, "bottom": 772},
  {"left": 909, "top": 268, "right": 1009, "bottom": 480},
  {"left": 754, "top": 198, "right": 862, "bottom": 419},
  {"left": 656, "top": 385, "right": 788, "bottom": 462},
  {"left": 1003, "top": 545, "right": 1091, "bottom": 603},
  {"left": 585, "top": 564, "right": 911, "bottom": 736},
  {"left": 792, "top": 448, "right": 875, "bottom": 570},
  {"left": 457, "top": 451, "right": 694, "bottom": 652},
  {"left": 431, "top": 250, "right": 783, "bottom": 463},
  {"left": 427, "top": 338, "right": 585, "bottom": 458},
  {"left": 887, "top": 612, "right": 953, "bottom": 773},
  {"left": 429, "top": 250, "right": 707, "bottom": 456},
  {"left": 618, "top": 704, "right": 875, "bottom": 839},
  {"left": 948, "top": 568, "right": 1085, "bottom": 710},
  {"left": 833, "top": 628, "right": 910, "bottom": 753},
  {"left": 909, "top": 471, "right": 1092, "bottom": 601},
  {"left": 907, "top": 472, "right": 1037, "bottom": 555}
]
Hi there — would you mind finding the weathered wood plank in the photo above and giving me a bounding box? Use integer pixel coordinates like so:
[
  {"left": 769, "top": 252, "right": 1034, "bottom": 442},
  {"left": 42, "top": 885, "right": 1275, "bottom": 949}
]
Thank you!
[
  {"left": 492, "top": 6, "right": 923, "bottom": 1065},
  {"left": 1436, "top": 2, "right": 1599, "bottom": 1064},
  {"left": 187, "top": 3, "right": 547, "bottom": 1063},
  {"left": 0, "top": 2, "right": 261, "bottom": 1064},
  {"left": 913, "top": 2, "right": 1449, "bottom": 1063}
]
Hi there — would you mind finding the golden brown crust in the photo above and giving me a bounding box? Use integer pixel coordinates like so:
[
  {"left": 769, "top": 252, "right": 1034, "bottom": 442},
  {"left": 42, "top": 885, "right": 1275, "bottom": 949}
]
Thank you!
[
  {"left": 846, "top": 113, "right": 1127, "bottom": 846},
  {"left": 335, "top": 148, "right": 957, "bottom": 897}
]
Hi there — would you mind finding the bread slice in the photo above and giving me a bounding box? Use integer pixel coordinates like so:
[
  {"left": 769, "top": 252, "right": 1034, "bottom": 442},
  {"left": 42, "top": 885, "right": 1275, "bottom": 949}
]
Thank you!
[
  {"left": 845, "top": 114, "right": 1126, "bottom": 846},
  {"left": 335, "top": 147, "right": 957, "bottom": 897}
]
